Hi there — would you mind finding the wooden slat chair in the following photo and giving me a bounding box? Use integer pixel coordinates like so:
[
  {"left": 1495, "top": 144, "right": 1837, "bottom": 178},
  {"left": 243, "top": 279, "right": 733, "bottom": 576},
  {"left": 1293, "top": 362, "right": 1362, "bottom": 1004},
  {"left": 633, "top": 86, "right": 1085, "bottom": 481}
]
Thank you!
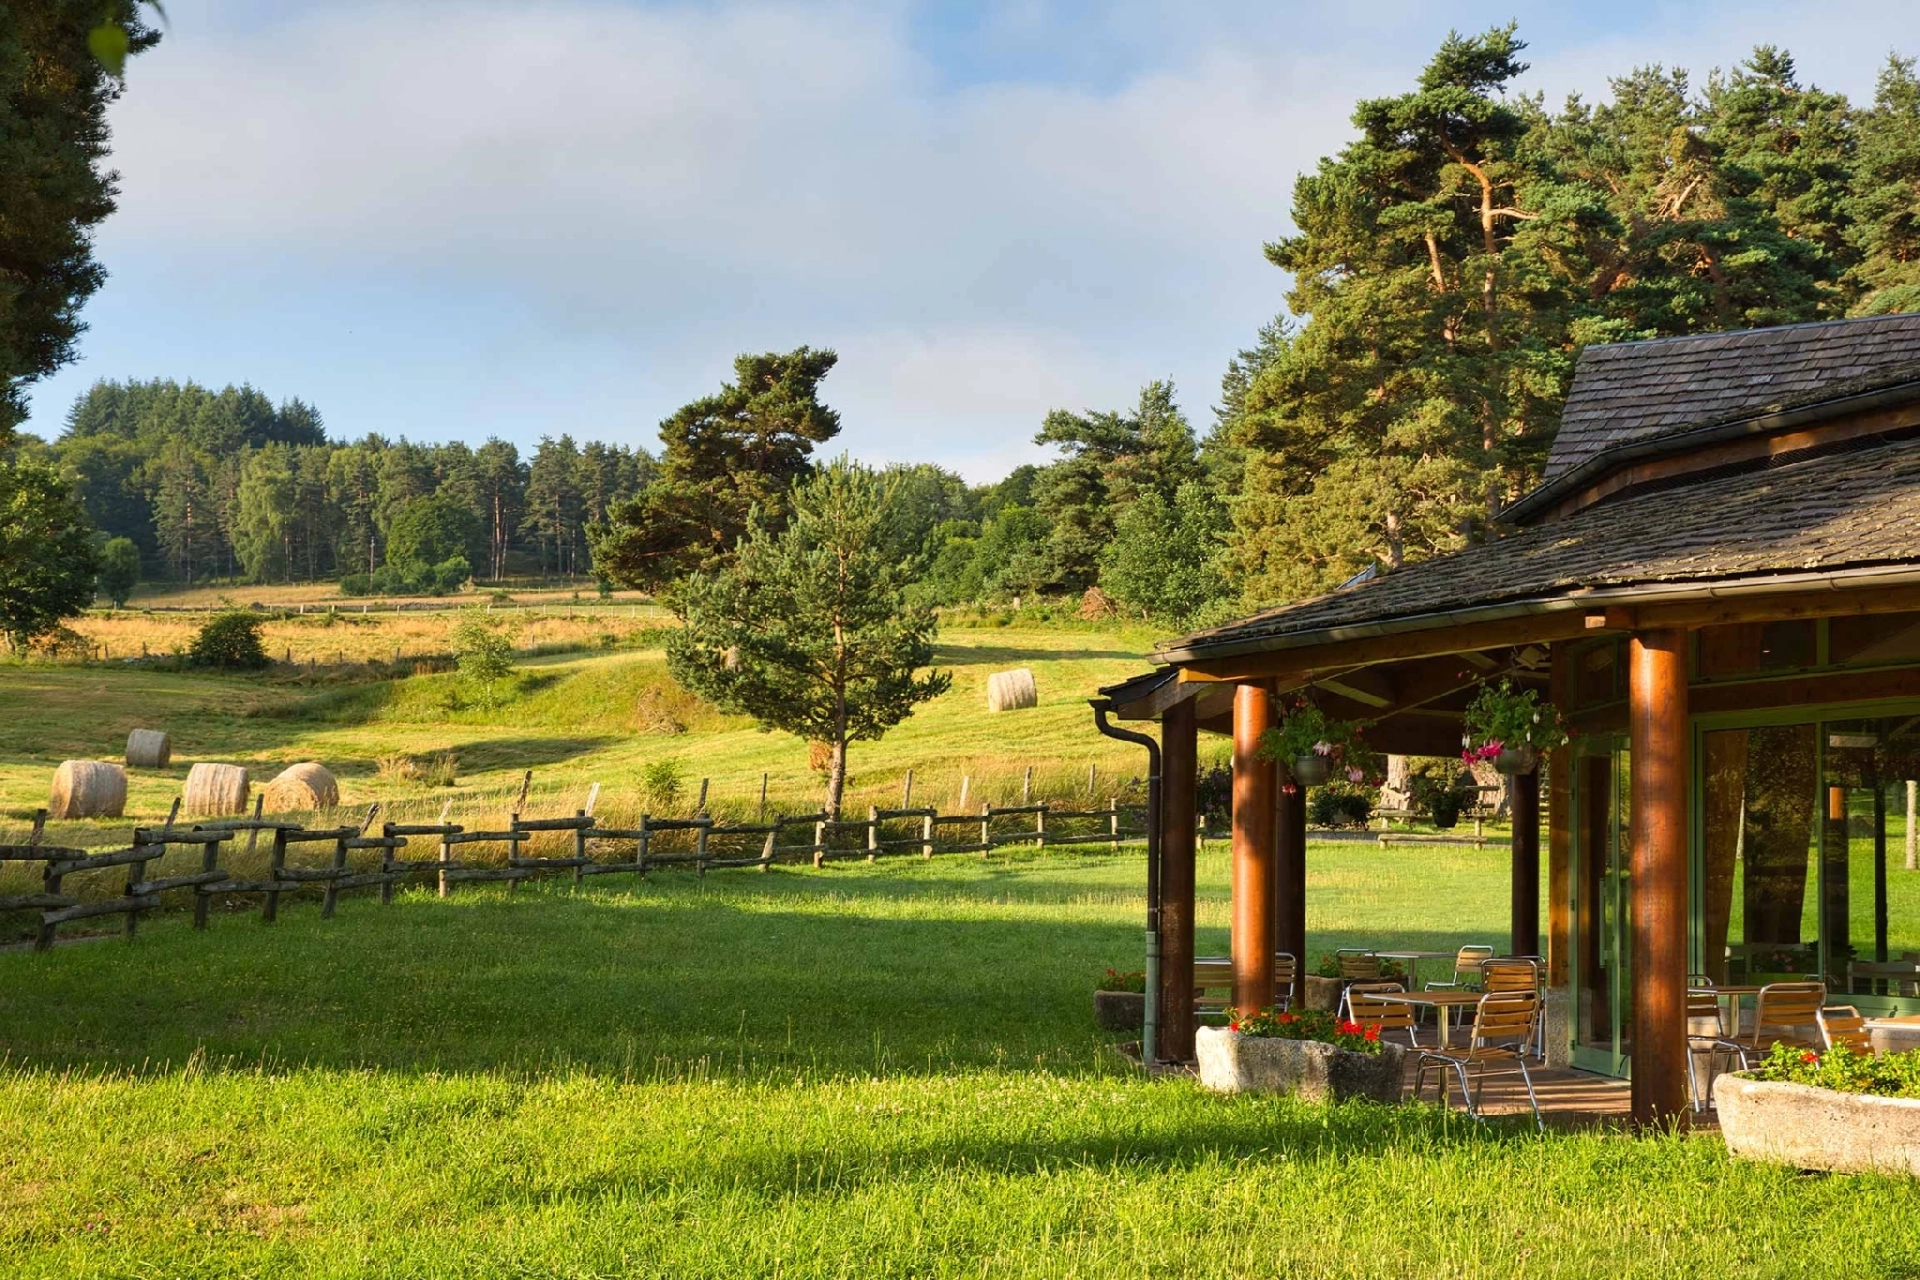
[
  {"left": 1685, "top": 980, "right": 1739, "bottom": 1112},
  {"left": 1424, "top": 945, "right": 1495, "bottom": 992},
  {"left": 1194, "top": 952, "right": 1298, "bottom": 1014},
  {"left": 1413, "top": 989, "right": 1543, "bottom": 1129},
  {"left": 1343, "top": 982, "right": 1420, "bottom": 1050},
  {"left": 1479, "top": 958, "right": 1541, "bottom": 1057},
  {"left": 1818, "top": 1005, "right": 1873, "bottom": 1055},
  {"left": 1335, "top": 949, "right": 1382, "bottom": 980},
  {"left": 1719, "top": 981, "right": 1826, "bottom": 1068}
]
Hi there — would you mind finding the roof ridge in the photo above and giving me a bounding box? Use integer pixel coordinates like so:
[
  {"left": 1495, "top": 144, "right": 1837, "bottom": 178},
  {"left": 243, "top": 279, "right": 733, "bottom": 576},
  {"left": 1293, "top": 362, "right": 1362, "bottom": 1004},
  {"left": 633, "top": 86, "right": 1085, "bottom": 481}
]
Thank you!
[{"left": 1580, "top": 312, "right": 1920, "bottom": 358}]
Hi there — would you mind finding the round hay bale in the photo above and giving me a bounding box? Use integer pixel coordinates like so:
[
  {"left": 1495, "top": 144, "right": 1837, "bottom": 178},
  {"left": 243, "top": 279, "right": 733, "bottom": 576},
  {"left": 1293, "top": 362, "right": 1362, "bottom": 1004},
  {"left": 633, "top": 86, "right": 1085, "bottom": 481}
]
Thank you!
[
  {"left": 125, "top": 728, "right": 172, "bottom": 769},
  {"left": 262, "top": 762, "right": 339, "bottom": 813},
  {"left": 986, "top": 667, "right": 1038, "bottom": 713},
  {"left": 183, "top": 762, "right": 250, "bottom": 817},
  {"left": 48, "top": 760, "right": 127, "bottom": 819}
]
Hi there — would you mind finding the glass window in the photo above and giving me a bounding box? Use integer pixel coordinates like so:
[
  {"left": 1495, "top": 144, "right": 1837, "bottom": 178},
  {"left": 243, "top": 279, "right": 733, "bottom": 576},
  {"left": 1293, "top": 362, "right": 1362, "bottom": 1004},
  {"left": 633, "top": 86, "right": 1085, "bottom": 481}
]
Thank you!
[
  {"left": 1701, "top": 725, "right": 1820, "bottom": 984},
  {"left": 1830, "top": 612, "right": 1920, "bottom": 667},
  {"left": 1698, "top": 621, "right": 1818, "bottom": 679},
  {"left": 1821, "top": 717, "right": 1920, "bottom": 998}
]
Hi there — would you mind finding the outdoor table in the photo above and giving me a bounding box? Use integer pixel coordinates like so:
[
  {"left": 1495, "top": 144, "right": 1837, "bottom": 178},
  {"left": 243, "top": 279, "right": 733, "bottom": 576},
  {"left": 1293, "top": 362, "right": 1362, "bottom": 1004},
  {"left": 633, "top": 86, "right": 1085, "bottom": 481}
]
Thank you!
[
  {"left": 1866, "top": 1014, "right": 1920, "bottom": 1055},
  {"left": 1375, "top": 949, "right": 1458, "bottom": 992},
  {"left": 1375, "top": 990, "right": 1484, "bottom": 1049},
  {"left": 1690, "top": 985, "right": 1763, "bottom": 1040}
]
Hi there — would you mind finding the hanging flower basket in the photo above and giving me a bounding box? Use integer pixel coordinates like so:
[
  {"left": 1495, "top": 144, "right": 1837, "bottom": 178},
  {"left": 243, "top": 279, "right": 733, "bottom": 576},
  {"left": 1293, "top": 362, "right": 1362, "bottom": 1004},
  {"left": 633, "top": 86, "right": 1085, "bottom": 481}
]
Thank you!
[
  {"left": 1256, "top": 698, "right": 1381, "bottom": 794},
  {"left": 1462, "top": 680, "right": 1569, "bottom": 774}
]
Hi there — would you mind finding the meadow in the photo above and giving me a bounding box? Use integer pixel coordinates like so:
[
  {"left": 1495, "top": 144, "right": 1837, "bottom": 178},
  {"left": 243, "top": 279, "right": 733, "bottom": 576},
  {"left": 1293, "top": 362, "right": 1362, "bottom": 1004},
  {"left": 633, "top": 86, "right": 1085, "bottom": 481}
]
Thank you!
[{"left": 6, "top": 844, "right": 1920, "bottom": 1277}]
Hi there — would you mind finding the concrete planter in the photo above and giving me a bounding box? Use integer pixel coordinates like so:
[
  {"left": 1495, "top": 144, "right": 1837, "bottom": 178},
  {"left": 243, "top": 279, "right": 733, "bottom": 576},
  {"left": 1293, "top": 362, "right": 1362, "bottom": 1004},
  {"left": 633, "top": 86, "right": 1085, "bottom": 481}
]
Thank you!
[
  {"left": 1714, "top": 1074, "right": 1920, "bottom": 1177},
  {"left": 1195, "top": 1026, "right": 1406, "bottom": 1103},
  {"left": 1303, "top": 975, "right": 1344, "bottom": 1012},
  {"left": 1093, "top": 990, "right": 1145, "bottom": 1033}
]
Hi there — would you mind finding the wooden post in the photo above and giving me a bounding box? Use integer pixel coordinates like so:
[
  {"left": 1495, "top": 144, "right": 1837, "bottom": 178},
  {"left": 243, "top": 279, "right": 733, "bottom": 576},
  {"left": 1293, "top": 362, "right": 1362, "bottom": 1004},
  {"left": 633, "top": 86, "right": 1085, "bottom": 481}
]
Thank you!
[
  {"left": 759, "top": 773, "right": 769, "bottom": 824},
  {"left": 979, "top": 802, "right": 991, "bottom": 858},
  {"left": 921, "top": 811, "right": 934, "bottom": 859},
  {"left": 1160, "top": 698, "right": 1199, "bottom": 1063},
  {"left": 1629, "top": 628, "right": 1690, "bottom": 1127},
  {"left": 438, "top": 828, "right": 453, "bottom": 898},
  {"left": 1907, "top": 779, "right": 1917, "bottom": 871},
  {"left": 1231, "top": 682, "right": 1277, "bottom": 1015},
  {"left": 1547, "top": 644, "right": 1573, "bottom": 989},
  {"left": 959, "top": 775, "right": 970, "bottom": 811},
  {"left": 697, "top": 778, "right": 709, "bottom": 815},
  {"left": 1275, "top": 777, "right": 1306, "bottom": 1009},
  {"left": 1109, "top": 797, "right": 1120, "bottom": 852},
  {"left": 1087, "top": 762, "right": 1096, "bottom": 797},
  {"left": 813, "top": 816, "right": 826, "bottom": 869},
  {"left": 1035, "top": 803, "right": 1047, "bottom": 849},
  {"left": 322, "top": 832, "right": 348, "bottom": 918},
  {"left": 1023, "top": 767, "right": 1033, "bottom": 805},
  {"left": 573, "top": 809, "right": 588, "bottom": 888},
  {"left": 867, "top": 805, "right": 879, "bottom": 863},
  {"left": 380, "top": 822, "right": 399, "bottom": 907},
  {"left": 263, "top": 828, "right": 289, "bottom": 923},
  {"left": 1512, "top": 767, "right": 1541, "bottom": 957},
  {"left": 902, "top": 770, "right": 914, "bottom": 809}
]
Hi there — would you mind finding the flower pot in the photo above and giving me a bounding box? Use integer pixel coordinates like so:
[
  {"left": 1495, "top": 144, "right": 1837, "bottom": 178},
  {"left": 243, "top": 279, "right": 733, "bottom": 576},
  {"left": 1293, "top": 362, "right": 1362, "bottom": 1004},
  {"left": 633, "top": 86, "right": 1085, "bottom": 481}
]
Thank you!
[
  {"left": 1291, "top": 754, "right": 1330, "bottom": 787},
  {"left": 1430, "top": 799, "right": 1461, "bottom": 830},
  {"left": 1493, "top": 745, "right": 1538, "bottom": 776},
  {"left": 1195, "top": 1027, "right": 1406, "bottom": 1103},
  {"left": 1303, "top": 974, "right": 1344, "bottom": 1012},
  {"left": 1093, "top": 990, "right": 1145, "bottom": 1033},
  {"left": 1714, "top": 1074, "right": 1920, "bottom": 1177}
]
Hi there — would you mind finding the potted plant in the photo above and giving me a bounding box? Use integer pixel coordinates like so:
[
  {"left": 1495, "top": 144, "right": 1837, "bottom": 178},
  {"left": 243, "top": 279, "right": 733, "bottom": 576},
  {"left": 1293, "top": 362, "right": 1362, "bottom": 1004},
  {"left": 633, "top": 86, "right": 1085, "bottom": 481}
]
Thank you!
[
  {"left": 1093, "top": 967, "right": 1147, "bottom": 1032},
  {"left": 1462, "top": 680, "right": 1570, "bottom": 775},
  {"left": 1257, "top": 699, "right": 1383, "bottom": 794},
  {"left": 1408, "top": 762, "right": 1471, "bottom": 830},
  {"left": 1716, "top": 1042, "right": 1920, "bottom": 1177},
  {"left": 1195, "top": 1006, "right": 1406, "bottom": 1102}
]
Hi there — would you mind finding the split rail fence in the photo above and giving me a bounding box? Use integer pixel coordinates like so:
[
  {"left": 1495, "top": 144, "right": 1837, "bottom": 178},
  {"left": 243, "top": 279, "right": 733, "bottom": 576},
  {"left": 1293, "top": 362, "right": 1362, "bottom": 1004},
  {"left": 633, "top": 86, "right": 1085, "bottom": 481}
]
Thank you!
[{"left": 0, "top": 796, "right": 1147, "bottom": 952}]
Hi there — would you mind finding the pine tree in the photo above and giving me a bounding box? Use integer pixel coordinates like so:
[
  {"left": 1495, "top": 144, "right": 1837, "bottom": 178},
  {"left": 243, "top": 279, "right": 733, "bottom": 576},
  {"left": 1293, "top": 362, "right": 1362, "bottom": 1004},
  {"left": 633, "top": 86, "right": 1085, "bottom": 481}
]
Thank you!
[
  {"left": 1848, "top": 56, "right": 1920, "bottom": 313},
  {"left": 594, "top": 348, "right": 840, "bottom": 590},
  {"left": 666, "top": 460, "right": 949, "bottom": 820},
  {"left": 473, "top": 439, "right": 524, "bottom": 582}
]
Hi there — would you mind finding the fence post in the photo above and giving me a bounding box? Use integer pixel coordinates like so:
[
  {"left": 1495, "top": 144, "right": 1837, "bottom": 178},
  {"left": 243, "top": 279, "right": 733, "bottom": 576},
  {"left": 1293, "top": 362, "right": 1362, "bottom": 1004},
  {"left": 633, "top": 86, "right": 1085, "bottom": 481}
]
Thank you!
[
  {"left": 636, "top": 814, "right": 651, "bottom": 876},
  {"left": 922, "top": 811, "right": 934, "bottom": 859},
  {"left": 197, "top": 829, "right": 225, "bottom": 925},
  {"left": 813, "top": 816, "right": 826, "bottom": 869},
  {"left": 902, "top": 770, "right": 914, "bottom": 809},
  {"left": 694, "top": 819, "right": 710, "bottom": 875},
  {"left": 759, "top": 773, "right": 768, "bottom": 824},
  {"left": 380, "top": 821, "right": 399, "bottom": 907},
  {"left": 1023, "top": 767, "right": 1032, "bottom": 805},
  {"left": 958, "top": 775, "right": 970, "bottom": 811},
  {"left": 761, "top": 825, "right": 776, "bottom": 872},
  {"left": 867, "top": 806, "right": 879, "bottom": 863},
  {"left": 980, "top": 802, "right": 991, "bottom": 858},
  {"left": 322, "top": 831, "right": 348, "bottom": 918},
  {"left": 1035, "top": 803, "right": 1046, "bottom": 850},
  {"left": 438, "top": 828, "right": 453, "bottom": 898},
  {"left": 263, "top": 828, "right": 289, "bottom": 923},
  {"left": 1110, "top": 797, "right": 1120, "bottom": 852}
]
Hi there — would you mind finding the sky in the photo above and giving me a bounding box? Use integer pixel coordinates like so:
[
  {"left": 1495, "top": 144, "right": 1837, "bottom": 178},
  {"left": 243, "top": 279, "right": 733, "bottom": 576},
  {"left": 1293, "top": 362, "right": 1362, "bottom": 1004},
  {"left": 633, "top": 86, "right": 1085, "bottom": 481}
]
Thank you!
[{"left": 23, "top": 0, "right": 1920, "bottom": 481}]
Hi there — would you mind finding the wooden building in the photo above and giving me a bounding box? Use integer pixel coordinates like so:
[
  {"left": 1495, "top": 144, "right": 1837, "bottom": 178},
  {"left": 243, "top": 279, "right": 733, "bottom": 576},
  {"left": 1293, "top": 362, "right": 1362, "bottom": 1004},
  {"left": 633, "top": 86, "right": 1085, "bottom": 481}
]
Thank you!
[{"left": 1095, "top": 314, "right": 1920, "bottom": 1125}]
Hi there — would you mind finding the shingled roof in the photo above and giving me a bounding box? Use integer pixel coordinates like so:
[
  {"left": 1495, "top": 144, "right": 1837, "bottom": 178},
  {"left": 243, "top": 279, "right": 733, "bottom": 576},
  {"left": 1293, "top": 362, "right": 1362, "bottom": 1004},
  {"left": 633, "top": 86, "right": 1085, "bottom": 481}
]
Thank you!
[
  {"left": 1545, "top": 314, "right": 1920, "bottom": 482},
  {"left": 1156, "top": 435, "right": 1920, "bottom": 664}
]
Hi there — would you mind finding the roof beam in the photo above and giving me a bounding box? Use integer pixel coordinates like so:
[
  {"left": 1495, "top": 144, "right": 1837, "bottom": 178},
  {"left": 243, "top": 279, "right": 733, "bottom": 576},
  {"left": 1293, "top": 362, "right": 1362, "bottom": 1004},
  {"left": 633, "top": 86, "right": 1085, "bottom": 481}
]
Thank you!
[
  {"left": 1179, "top": 613, "right": 1600, "bottom": 681},
  {"left": 1311, "top": 668, "right": 1396, "bottom": 708}
]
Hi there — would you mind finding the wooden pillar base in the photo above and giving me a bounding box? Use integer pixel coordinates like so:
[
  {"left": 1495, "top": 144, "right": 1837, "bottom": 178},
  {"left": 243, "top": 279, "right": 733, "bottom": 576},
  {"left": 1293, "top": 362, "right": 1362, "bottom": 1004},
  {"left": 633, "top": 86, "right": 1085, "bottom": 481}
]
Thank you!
[
  {"left": 1231, "top": 683, "right": 1276, "bottom": 1014},
  {"left": 1629, "top": 628, "right": 1690, "bottom": 1128}
]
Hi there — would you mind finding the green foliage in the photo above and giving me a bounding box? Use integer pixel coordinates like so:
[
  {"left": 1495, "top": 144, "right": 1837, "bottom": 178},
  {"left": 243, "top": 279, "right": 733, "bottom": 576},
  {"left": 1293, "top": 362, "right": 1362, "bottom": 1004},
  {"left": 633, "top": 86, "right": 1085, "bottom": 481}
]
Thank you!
[
  {"left": 1748, "top": 1041, "right": 1920, "bottom": 1098},
  {"left": 1408, "top": 759, "right": 1472, "bottom": 826},
  {"left": 642, "top": 758, "right": 684, "bottom": 810},
  {"left": 187, "top": 610, "right": 268, "bottom": 669},
  {"left": 448, "top": 610, "right": 514, "bottom": 708},
  {"left": 387, "top": 493, "right": 482, "bottom": 577},
  {"left": 1098, "top": 967, "right": 1146, "bottom": 994},
  {"left": 0, "top": 455, "right": 101, "bottom": 649},
  {"left": 96, "top": 535, "right": 139, "bottom": 606},
  {"left": 1256, "top": 697, "right": 1383, "bottom": 789},
  {"left": 666, "top": 459, "right": 952, "bottom": 818},
  {"left": 1097, "top": 481, "right": 1233, "bottom": 625},
  {"left": 1226, "top": 1007, "right": 1383, "bottom": 1053},
  {"left": 595, "top": 348, "right": 841, "bottom": 590},
  {"left": 1309, "top": 783, "right": 1374, "bottom": 829},
  {"left": 1462, "top": 679, "right": 1570, "bottom": 755},
  {"left": 0, "top": 2, "right": 159, "bottom": 441}
]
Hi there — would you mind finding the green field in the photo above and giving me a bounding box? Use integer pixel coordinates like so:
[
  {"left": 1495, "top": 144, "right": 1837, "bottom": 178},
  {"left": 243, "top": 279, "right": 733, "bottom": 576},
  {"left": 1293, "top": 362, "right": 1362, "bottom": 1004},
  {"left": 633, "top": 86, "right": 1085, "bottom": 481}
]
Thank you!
[
  {"left": 6, "top": 843, "right": 1920, "bottom": 1277},
  {"left": 2, "top": 617, "right": 1186, "bottom": 852}
]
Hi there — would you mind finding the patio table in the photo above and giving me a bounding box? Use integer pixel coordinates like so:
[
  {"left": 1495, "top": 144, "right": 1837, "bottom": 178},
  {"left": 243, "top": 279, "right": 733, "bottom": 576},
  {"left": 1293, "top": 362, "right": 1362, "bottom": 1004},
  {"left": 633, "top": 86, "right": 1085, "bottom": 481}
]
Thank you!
[
  {"left": 1375, "top": 949, "right": 1459, "bottom": 992},
  {"left": 1374, "top": 989, "right": 1484, "bottom": 1049}
]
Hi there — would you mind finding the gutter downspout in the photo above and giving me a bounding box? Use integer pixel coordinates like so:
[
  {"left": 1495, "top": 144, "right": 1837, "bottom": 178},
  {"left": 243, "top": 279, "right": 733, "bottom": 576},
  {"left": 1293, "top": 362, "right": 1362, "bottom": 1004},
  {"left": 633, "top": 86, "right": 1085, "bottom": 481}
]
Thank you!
[{"left": 1092, "top": 699, "right": 1162, "bottom": 1068}]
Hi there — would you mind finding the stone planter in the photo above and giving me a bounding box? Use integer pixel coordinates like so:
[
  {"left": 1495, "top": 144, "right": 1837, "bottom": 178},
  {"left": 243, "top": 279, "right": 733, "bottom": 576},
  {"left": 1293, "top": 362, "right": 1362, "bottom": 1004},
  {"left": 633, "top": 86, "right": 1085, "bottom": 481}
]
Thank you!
[
  {"left": 1303, "top": 974, "right": 1344, "bottom": 1012},
  {"left": 1195, "top": 1027, "right": 1406, "bottom": 1103},
  {"left": 1093, "top": 990, "right": 1145, "bottom": 1033},
  {"left": 1870, "top": 1017, "right": 1920, "bottom": 1055},
  {"left": 1714, "top": 1074, "right": 1920, "bottom": 1177}
]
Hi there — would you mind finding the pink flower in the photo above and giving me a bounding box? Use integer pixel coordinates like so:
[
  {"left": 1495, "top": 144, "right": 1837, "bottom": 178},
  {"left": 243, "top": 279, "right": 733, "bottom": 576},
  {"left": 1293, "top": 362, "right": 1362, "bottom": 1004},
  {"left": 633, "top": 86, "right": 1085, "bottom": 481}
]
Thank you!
[
  {"left": 1312, "top": 741, "right": 1334, "bottom": 757},
  {"left": 1346, "top": 767, "right": 1365, "bottom": 783}
]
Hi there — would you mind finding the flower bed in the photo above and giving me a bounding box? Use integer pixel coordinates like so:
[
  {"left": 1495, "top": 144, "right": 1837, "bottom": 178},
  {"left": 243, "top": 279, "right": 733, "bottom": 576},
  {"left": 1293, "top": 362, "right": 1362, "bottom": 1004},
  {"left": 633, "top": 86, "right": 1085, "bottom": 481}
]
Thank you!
[
  {"left": 1195, "top": 1009, "right": 1405, "bottom": 1103},
  {"left": 1093, "top": 968, "right": 1146, "bottom": 1032},
  {"left": 1716, "top": 1044, "right": 1920, "bottom": 1177}
]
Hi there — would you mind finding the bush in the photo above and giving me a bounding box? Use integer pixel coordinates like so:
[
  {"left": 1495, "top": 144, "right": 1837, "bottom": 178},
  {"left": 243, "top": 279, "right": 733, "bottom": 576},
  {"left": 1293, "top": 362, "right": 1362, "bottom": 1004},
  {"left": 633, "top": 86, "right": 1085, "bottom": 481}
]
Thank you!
[
  {"left": 97, "top": 537, "right": 141, "bottom": 607},
  {"left": 189, "top": 611, "right": 269, "bottom": 669},
  {"left": 643, "top": 759, "right": 683, "bottom": 810},
  {"left": 1408, "top": 759, "right": 1471, "bottom": 827},
  {"left": 449, "top": 610, "right": 515, "bottom": 708},
  {"left": 1309, "top": 784, "right": 1373, "bottom": 828}
]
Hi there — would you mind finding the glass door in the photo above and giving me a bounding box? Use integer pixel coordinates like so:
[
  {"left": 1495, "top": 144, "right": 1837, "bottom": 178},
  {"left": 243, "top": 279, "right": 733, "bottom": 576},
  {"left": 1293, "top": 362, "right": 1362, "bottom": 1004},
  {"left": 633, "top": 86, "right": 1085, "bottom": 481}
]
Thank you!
[{"left": 1572, "top": 741, "right": 1632, "bottom": 1076}]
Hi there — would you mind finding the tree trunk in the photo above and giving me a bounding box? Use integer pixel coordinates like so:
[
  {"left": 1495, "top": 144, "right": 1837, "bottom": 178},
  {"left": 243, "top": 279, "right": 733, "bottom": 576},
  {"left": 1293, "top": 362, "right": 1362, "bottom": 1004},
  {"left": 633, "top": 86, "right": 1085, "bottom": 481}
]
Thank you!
[{"left": 825, "top": 738, "right": 847, "bottom": 823}]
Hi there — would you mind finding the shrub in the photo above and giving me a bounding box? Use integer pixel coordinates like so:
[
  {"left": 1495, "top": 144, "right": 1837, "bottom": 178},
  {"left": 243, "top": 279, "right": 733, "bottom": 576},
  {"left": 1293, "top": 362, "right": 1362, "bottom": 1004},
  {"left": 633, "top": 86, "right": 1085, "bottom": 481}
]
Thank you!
[
  {"left": 1099, "top": 967, "right": 1147, "bottom": 994},
  {"left": 1309, "top": 784, "right": 1373, "bottom": 828},
  {"left": 97, "top": 537, "right": 140, "bottom": 607},
  {"left": 188, "top": 611, "right": 269, "bottom": 669},
  {"left": 449, "top": 610, "right": 515, "bottom": 708},
  {"left": 1227, "top": 1007, "right": 1383, "bottom": 1054},
  {"left": 1748, "top": 1041, "right": 1920, "bottom": 1099},
  {"left": 643, "top": 759, "right": 683, "bottom": 810}
]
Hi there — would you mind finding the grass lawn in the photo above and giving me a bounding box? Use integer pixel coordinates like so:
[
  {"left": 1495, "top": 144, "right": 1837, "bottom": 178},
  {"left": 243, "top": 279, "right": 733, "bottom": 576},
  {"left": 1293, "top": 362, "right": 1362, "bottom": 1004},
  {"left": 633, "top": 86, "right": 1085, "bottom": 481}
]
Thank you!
[{"left": 5, "top": 843, "right": 1918, "bottom": 1277}]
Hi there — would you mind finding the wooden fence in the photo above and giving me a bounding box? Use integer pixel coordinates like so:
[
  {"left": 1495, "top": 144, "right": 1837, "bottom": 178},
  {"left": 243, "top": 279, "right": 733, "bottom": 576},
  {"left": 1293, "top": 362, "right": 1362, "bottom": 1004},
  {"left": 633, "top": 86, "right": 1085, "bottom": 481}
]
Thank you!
[{"left": 0, "top": 797, "right": 1148, "bottom": 951}]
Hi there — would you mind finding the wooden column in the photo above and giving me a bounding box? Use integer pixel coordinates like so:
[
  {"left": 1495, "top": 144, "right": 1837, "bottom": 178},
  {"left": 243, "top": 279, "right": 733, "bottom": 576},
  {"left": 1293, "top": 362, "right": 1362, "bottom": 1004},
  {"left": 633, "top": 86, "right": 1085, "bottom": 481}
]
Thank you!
[
  {"left": 1512, "top": 767, "right": 1541, "bottom": 957},
  {"left": 1546, "top": 644, "right": 1572, "bottom": 989},
  {"left": 1629, "top": 629, "right": 1690, "bottom": 1127},
  {"left": 1275, "top": 782, "right": 1307, "bottom": 1008},
  {"left": 1158, "top": 698, "right": 1199, "bottom": 1063},
  {"left": 1231, "top": 682, "right": 1277, "bottom": 1014}
]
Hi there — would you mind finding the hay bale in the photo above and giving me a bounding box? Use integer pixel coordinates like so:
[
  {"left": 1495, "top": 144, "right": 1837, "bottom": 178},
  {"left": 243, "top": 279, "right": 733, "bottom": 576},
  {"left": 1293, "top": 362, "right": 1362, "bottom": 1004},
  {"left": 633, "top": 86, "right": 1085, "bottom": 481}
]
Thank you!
[
  {"left": 183, "top": 762, "right": 250, "bottom": 816},
  {"left": 48, "top": 760, "right": 127, "bottom": 819},
  {"left": 262, "top": 762, "right": 339, "bottom": 813},
  {"left": 986, "top": 667, "right": 1038, "bottom": 712},
  {"left": 125, "top": 728, "right": 172, "bottom": 769}
]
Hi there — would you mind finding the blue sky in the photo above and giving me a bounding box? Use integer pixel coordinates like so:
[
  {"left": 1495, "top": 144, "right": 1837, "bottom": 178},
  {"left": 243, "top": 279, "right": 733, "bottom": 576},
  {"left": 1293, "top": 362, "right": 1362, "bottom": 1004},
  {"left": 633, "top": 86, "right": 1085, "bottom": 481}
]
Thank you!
[{"left": 24, "top": 0, "right": 1920, "bottom": 480}]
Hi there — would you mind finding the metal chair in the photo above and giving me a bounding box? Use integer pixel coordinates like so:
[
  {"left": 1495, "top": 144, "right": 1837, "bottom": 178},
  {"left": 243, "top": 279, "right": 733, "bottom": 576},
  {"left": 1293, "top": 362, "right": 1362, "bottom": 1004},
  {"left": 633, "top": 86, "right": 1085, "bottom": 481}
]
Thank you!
[
  {"left": 1343, "top": 981, "right": 1420, "bottom": 1050},
  {"left": 1480, "top": 958, "right": 1541, "bottom": 1058},
  {"left": 1718, "top": 981, "right": 1825, "bottom": 1068},
  {"left": 1335, "top": 949, "right": 1383, "bottom": 980},
  {"left": 1425, "top": 945, "right": 1495, "bottom": 992},
  {"left": 1194, "top": 951, "right": 1299, "bottom": 1014},
  {"left": 1818, "top": 1004, "right": 1873, "bottom": 1055},
  {"left": 1685, "top": 980, "right": 1738, "bottom": 1112},
  {"left": 1414, "top": 989, "right": 1543, "bottom": 1130}
]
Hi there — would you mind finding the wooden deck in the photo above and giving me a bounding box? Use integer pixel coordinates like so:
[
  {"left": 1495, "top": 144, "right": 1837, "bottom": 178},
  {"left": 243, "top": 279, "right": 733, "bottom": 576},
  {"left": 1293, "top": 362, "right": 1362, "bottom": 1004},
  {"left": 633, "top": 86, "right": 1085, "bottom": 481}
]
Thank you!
[{"left": 1399, "top": 1058, "right": 1637, "bottom": 1127}]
